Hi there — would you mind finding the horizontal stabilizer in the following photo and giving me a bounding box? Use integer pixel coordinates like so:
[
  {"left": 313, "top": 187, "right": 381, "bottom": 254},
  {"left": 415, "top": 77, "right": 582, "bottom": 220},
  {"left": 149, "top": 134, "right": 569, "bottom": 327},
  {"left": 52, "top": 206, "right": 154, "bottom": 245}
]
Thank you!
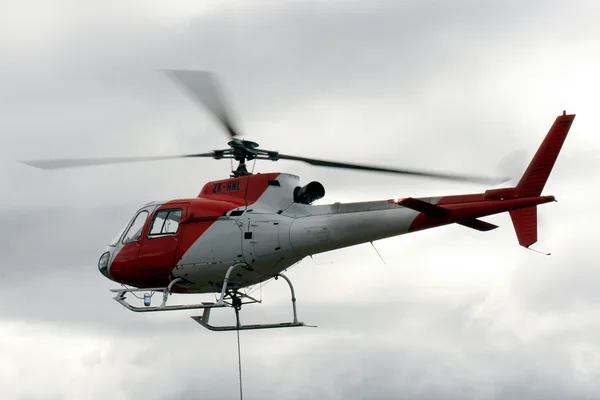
[
  {"left": 458, "top": 219, "right": 499, "bottom": 232},
  {"left": 398, "top": 197, "right": 450, "bottom": 216}
]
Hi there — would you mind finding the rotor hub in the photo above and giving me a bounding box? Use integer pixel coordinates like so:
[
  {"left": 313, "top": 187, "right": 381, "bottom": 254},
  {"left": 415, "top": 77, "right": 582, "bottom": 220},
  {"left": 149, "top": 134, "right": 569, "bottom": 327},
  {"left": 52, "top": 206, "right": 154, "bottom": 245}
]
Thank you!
[{"left": 228, "top": 139, "right": 259, "bottom": 150}]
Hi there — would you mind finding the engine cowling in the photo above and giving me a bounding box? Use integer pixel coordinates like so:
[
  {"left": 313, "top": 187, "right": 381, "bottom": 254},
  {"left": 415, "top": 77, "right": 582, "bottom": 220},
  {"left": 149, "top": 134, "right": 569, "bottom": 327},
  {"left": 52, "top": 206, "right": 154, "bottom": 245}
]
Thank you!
[{"left": 293, "top": 181, "right": 325, "bottom": 204}]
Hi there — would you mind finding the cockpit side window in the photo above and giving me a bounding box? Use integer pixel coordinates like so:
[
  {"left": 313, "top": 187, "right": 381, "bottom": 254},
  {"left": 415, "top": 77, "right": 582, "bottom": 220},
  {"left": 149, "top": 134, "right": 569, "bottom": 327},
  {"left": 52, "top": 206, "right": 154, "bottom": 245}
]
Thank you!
[
  {"left": 148, "top": 209, "right": 183, "bottom": 237},
  {"left": 122, "top": 210, "right": 149, "bottom": 244},
  {"left": 109, "top": 225, "right": 127, "bottom": 247}
]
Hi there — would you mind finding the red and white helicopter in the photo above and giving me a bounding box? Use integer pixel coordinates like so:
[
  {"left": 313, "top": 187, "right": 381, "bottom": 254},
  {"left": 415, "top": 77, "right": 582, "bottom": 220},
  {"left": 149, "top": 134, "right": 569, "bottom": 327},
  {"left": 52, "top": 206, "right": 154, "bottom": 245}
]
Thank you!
[{"left": 23, "top": 70, "right": 575, "bottom": 331}]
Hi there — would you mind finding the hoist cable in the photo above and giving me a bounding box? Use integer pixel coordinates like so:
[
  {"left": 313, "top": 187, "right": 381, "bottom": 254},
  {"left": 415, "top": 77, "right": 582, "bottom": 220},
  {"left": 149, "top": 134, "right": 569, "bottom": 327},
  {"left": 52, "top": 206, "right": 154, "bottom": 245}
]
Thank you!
[
  {"left": 237, "top": 328, "right": 243, "bottom": 400},
  {"left": 234, "top": 305, "right": 244, "bottom": 400}
]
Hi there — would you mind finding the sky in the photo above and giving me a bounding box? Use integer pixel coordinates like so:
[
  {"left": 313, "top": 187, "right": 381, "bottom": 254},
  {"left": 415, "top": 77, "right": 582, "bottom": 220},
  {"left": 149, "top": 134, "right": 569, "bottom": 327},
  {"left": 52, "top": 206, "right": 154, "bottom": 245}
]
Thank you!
[{"left": 1, "top": 0, "right": 600, "bottom": 398}]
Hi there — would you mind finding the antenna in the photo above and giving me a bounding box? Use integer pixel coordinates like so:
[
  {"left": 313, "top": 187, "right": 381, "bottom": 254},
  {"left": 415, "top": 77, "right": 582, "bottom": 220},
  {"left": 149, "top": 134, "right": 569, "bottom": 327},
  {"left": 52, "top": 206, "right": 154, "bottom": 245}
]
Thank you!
[
  {"left": 310, "top": 255, "right": 333, "bottom": 265},
  {"left": 370, "top": 242, "right": 386, "bottom": 264}
]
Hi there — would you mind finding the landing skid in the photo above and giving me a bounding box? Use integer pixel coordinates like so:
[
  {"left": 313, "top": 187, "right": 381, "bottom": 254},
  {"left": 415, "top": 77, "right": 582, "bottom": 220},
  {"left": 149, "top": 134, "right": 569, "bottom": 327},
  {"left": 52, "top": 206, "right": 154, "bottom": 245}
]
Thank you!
[
  {"left": 193, "top": 274, "right": 315, "bottom": 331},
  {"left": 109, "top": 264, "right": 315, "bottom": 331}
]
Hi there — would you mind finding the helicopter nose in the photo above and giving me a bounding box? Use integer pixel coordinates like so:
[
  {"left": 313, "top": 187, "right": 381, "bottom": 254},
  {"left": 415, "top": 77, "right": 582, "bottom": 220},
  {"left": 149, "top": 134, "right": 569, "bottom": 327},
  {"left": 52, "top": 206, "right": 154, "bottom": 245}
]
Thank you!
[{"left": 98, "top": 251, "right": 112, "bottom": 280}]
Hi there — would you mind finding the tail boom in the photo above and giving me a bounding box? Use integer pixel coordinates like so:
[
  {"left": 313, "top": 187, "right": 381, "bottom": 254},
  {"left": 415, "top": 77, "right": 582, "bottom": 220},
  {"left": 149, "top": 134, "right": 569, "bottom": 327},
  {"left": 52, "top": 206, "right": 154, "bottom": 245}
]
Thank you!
[{"left": 404, "top": 195, "right": 554, "bottom": 233}]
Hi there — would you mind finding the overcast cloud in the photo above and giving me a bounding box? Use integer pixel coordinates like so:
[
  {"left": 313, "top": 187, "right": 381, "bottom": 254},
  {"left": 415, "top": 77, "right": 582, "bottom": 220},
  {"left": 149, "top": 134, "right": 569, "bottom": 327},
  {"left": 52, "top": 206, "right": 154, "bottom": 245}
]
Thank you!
[{"left": 1, "top": 0, "right": 600, "bottom": 399}]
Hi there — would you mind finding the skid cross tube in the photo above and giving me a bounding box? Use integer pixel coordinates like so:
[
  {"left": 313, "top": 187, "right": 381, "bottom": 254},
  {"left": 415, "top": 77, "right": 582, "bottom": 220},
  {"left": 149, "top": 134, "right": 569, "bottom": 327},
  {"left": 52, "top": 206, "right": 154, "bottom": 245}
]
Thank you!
[
  {"left": 216, "top": 263, "right": 243, "bottom": 306},
  {"left": 110, "top": 263, "right": 248, "bottom": 312},
  {"left": 159, "top": 277, "right": 184, "bottom": 308},
  {"left": 191, "top": 273, "right": 316, "bottom": 331}
]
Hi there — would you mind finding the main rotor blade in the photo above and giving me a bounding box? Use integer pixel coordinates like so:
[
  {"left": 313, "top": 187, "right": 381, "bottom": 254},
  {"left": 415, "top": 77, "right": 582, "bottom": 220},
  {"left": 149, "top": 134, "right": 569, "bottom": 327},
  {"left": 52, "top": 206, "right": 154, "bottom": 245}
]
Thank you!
[
  {"left": 21, "top": 153, "right": 214, "bottom": 170},
  {"left": 276, "top": 154, "right": 509, "bottom": 184},
  {"left": 164, "top": 69, "right": 240, "bottom": 139}
]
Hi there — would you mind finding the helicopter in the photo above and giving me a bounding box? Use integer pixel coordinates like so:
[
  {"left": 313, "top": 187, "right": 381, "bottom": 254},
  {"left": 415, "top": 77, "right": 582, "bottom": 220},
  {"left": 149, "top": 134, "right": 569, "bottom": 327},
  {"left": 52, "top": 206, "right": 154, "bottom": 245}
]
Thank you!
[{"left": 22, "top": 70, "right": 575, "bottom": 331}]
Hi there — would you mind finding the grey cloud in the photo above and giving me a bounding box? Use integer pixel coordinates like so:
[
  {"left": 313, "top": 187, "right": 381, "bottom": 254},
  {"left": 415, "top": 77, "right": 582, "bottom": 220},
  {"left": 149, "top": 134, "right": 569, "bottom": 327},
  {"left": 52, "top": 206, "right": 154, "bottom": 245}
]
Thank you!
[
  {"left": 4, "top": 0, "right": 593, "bottom": 162},
  {"left": 2, "top": 0, "right": 600, "bottom": 398},
  {"left": 6, "top": 292, "right": 594, "bottom": 400},
  {"left": 510, "top": 240, "right": 600, "bottom": 315}
]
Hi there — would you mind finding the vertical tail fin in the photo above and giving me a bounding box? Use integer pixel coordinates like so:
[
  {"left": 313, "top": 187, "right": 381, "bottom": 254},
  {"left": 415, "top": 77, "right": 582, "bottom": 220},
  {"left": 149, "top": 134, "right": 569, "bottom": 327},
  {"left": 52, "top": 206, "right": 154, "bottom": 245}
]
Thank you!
[
  {"left": 516, "top": 111, "right": 575, "bottom": 197},
  {"left": 509, "top": 206, "right": 537, "bottom": 248},
  {"left": 509, "top": 111, "right": 575, "bottom": 249}
]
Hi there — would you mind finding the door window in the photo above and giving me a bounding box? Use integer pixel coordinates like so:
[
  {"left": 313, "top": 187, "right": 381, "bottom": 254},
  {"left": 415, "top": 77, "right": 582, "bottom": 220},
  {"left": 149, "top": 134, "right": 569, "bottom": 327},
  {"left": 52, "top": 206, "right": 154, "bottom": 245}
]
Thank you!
[{"left": 148, "top": 209, "right": 183, "bottom": 237}]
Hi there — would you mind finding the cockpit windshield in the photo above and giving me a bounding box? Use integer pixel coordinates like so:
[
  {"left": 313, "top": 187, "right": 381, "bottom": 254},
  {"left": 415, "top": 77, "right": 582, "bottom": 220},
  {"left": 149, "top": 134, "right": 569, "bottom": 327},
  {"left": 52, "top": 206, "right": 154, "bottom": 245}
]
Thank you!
[
  {"left": 109, "top": 203, "right": 159, "bottom": 247},
  {"left": 122, "top": 210, "right": 149, "bottom": 244},
  {"left": 108, "top": 205, "right": 158, "bottom": 247}
]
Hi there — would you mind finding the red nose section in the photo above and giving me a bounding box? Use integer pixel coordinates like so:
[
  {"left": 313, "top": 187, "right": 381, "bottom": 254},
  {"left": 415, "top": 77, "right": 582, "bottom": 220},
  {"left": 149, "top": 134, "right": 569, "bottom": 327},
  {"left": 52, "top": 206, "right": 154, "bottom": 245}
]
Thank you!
[{"left": 109, "top": 243, "right": 172, "bottom": 288}]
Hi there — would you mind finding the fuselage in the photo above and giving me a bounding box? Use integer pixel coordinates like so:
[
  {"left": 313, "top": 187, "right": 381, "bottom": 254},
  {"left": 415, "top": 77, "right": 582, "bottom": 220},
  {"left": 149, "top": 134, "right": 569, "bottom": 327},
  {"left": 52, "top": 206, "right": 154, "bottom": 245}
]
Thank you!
[
  {"left": 99, "top": 172, "right": 421, "bottom": 293},
  {"left": 98, "top": 171, "right": 554, "bottom": 294}
]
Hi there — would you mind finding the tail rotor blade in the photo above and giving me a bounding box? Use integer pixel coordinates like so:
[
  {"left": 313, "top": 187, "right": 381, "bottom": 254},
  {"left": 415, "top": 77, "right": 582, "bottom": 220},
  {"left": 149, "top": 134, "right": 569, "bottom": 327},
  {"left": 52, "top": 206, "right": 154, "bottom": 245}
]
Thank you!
[{"left": 496, "top": 149, "right": 528, "bottom": 186}]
